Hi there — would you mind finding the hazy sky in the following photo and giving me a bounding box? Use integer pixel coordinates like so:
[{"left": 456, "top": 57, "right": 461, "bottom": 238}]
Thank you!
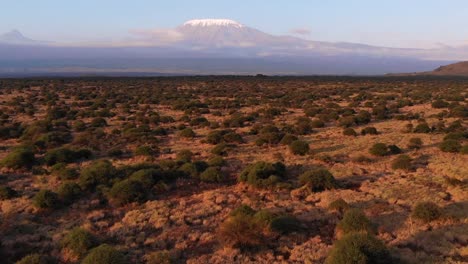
[{"left": 2, "top": 0, "right": 468, "bottom": 48}]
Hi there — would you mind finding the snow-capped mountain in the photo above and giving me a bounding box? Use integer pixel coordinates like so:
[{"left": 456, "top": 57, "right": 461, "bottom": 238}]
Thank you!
[
  {"left": 0, "top": 19, "right": 466, "bottom": 75},
  {"left": 171, "top": 19, "right": 310, "bottom": 52}
]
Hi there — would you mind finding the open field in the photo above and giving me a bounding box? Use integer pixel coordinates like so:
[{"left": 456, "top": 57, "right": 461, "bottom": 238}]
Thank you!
[{"left": 0, "top": 76, "right": 466, "bottom": 264}]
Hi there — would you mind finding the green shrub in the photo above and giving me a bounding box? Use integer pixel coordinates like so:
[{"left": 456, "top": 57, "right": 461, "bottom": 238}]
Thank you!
[
  {"left": 299, "top": 169, "right": 338, "bottom": 192},
  {"left": 81, "top": 244, "right": 127, "bottom": 264},
  {"left": 146, "top": 250, "right": 175, "bottom": 264},
  {"left": 33, "top": 190, "right": 60, "bottom": 209},
  {"left": 413, "top": 123, "right": 431, "bottom": 133},
  {"left": 440, "top": 139, "right": 462, "bottom": 153},
  {"left": 218, "top": 209, "right": 265, "bottom": 249},
  {"left": 179, "top": 162, "right": 200, "bottom": 179},
  {"left": 328, "top": 198, "right": 350, "bottom": 214},
  {"left": 432, "top": 99, "right": 449, "bottom": 108},
  {"left": 79, "top": 160, "right": 116, "bottom": 190},
  {"left": 342, "top": 128, "right": 357, "bottom": 136},
  {"left": 325, "top": 233, "right": 392, "bottom": 264},
  {"left": 337, "top": 209, "right": 375, "bottom": 235},
  {"left": 176, "top": 149, "right": 193, "bottom": 163},
  {"left": 289, "top": 140, "right": 310, "bottom": 156},
  {"left": 57, "top": 183, "right": 82, "bottom": 205},
  {"left": 412, "top": 202, "right": 442, "bottom": 223},
  {"left": 208, "top": 156, "right": 225, "bottom": 167},
  {"left": 61, "top": 227, "right": 97, "bottom": 258},
  {"left": 178, "top": 128, "right": 196, "bottom": 138},
  {"left": 230, "top": 204, "right": 256, "bottom": 217},
  {"left": 200, "top": 167, "right": 225, "bottom": 183},
  {"left": 211, "top": 143, "right": 228, "bottom": 156},
  {"left": 15, "top": 254, "right": 55, "bottom": 264},
  {"left": 407, "top": 137, "right": 423, "bottom": 150},
  {"left": 361, "top": 127, "right": 378, "bottom": 135},
  {"left": 369, "top": 143, "right": 388, "bottom": 156},
  {"left": 391, "top": 155, "right": 412, "bottom": 171},
  {"left": 135, "top": 146, "right": 155, "bottom": 156},
  {"left": 1, "top": 147, "right": 35, "bottom": 169},
  {"left": 128, "top": 168, "right": 159, "bottom": 186},
  {"left": 43, "top": 148, "right": 91, "bottom": 166},
  {"left": 50, "top": 163, "right": 79, "bottom": 180},
  {"left": 387, "top": 145, "right": 402, "bottom": 155},
  {"left": 280, "top": 134, "right": 298, "bottom": 145},
  {"left": 461, "top": 145, "right": 468, "bottom": 154},
  {"left": 238, "top": 161, "right": 286, "bottom": 188},
  {"left": 269, "top": 215, "right": 302, "bottom": 234},
  {"left": 252, "top": 209, "right": 275, "bottom": 226},
  {"left": 310, "top": 119, "right": 325, "bottom": 128},
  {"left": 0, "top": 186, "right": 17, "bottom": 200},
  {"left": 108, "top": 179, "right": 146, "bottom": 205}
]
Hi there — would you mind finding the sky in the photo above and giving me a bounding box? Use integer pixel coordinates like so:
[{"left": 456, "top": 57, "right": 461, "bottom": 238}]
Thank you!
[{"left": 1, "top": 0, "right": 468, "bottom": 48}]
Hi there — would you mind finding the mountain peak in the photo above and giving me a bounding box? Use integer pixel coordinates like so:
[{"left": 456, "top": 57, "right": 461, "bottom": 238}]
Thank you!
[
  {"left": 3, "top": 29, "right": 25, "bottom": 38},
  {"left": 182, "top": 19, "right": 244, "bottom": 28}
]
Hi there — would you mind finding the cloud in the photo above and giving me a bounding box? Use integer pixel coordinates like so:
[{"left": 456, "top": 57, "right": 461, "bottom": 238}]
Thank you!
[
  {"left": 128, "top": 28, "right": 184, "bottom": 46},
  {"left": 289, "top": 27, "right": 311, "bottom": 36}
]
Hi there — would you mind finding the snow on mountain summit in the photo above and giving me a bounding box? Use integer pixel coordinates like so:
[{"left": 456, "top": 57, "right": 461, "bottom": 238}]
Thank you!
[{"left": 182, "top": 19, "right": 244, "bottom": 28}]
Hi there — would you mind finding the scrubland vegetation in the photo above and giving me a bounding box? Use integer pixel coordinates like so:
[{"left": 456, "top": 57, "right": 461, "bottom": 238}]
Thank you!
[{"left": 0, "top": 76, "right": 466, "bottom": 263}]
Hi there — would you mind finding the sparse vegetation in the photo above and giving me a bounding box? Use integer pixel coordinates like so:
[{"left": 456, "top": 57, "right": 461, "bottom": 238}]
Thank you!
[
  {"left": 0, "top": 76, "right": 465, "bottom": 263},
  {"left": 299, "top": 168, "right": 338, "bottom": 192},
  {"left": 412, "top": 202, "right": 442, "bottom": 223}
]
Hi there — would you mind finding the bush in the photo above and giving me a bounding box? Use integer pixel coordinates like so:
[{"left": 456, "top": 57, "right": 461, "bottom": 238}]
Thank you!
[
  {"left": 129, "top": 169, "right": 159, "bottom": 186},
  {"left": 369, "top": 143, "right": 388, "bottom": 156},
  {"left": 50, "top": 163, "right": 79, "bottom": 180},
  {"left": 387, "top": 144, "right": 402, "bottom": 155},
  {"left": 178, "top": 128, "right": 196, "bottom": 138},
  {"left": 412, "top": 202, "right": 442, "bottom": 223},
  {"left": 208, "top": 156, "right": 225, "bottom": 167},
  {"left": 440, "top": 139, "right": 462, "bottom": 153},
  {"left": 33, "top": 190, "right": 60, "bottom": 209},
  {"left": 310, "top": 119, "right": 325, "bottom": 128},
  {"left": 289, "top": 140, "right": 310, "bottom": 156},
  {"left": 299, "top": 169, "right": 338, "bottom": 192},
  {"left": 218, "top": 211, "right": 265, "bottom": 249},
  {"left": 176, "top": 149, "right": 193, "bottom": 163},
  {"left": 43, "top": 147, "right": 91, "bottom": 166},
  {"left": 328, "top": 198, "right": 350, "bottom": 214},
  {"left": 230, "top": 204, "right": 256, "bottom": 217},
  {"left": 135, "top": 146, "right": 155, "bottom": 157},
  {"left": 79, "top": 160, "right": 116, "bottom": 190},
  {"left": 238, "top": 161, "right": 286, "bottom": 188},
  {"left": 81, "top": 244, "right": 127, "bottom": 264},
  {"left": 61, "top": 227, "right": 97, "bottom": 258},
  {"left": 146, "top": 250, "right": 175, "bottom": 264},
  {"left": 336, "top": 209, "right": 375, "bottom": 235},
  {"left": 432, "top": 99, "right": 449, "bottom": 108},
  {"left": 361, "top": 127, "right": 378, "bottom": 135},
  {"left": 1, "top": 147, "right": 35, "bottom": 169},
  {"left": 407, "top": 137, "right": 423, "bottom": 150},
  {"left": 413, "top": 123, "right": 431, "bottom": 133},
  {"left": 211, "top": 143, "right": 228, "bottom": 156},
  {"left": 0, "top": 186, "right": 17, "bottom": 200},
  {"left": 325, "top": 233, "right": 392, "bottom": 264},
  {"left": 391, "top": 155, "right": 412, "bottom": 171},
  {"left": 280, "top": 134, "right": 298, "bottom": 145},
  {"left": 269, "top": 215, "right": 302, "bottom": 234},
  {"left": 15, "top": 254, "right": 55, "bottom": 264},
  {"left": 179, "top": 162, "right": 200, "bottom": 179},
  {"left": 57, "top": 183, "right": 82, "bottom": 205},
  {"left": 200, "top": 167, "right": 225, "bottom": 183},
  {"left": 342, "top": 128, "right": 357, "bottom": 136},
  {"left": 461, "top": 145, "right": 468, "bottom": 154},
  {"left": 108, "top": 179, "right": 146, "bottom": 205}
]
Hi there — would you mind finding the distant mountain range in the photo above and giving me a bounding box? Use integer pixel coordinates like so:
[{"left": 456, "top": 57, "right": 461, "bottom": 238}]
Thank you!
[{"left": 0, "top": 19, "right": 466, "bottom": 76}]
